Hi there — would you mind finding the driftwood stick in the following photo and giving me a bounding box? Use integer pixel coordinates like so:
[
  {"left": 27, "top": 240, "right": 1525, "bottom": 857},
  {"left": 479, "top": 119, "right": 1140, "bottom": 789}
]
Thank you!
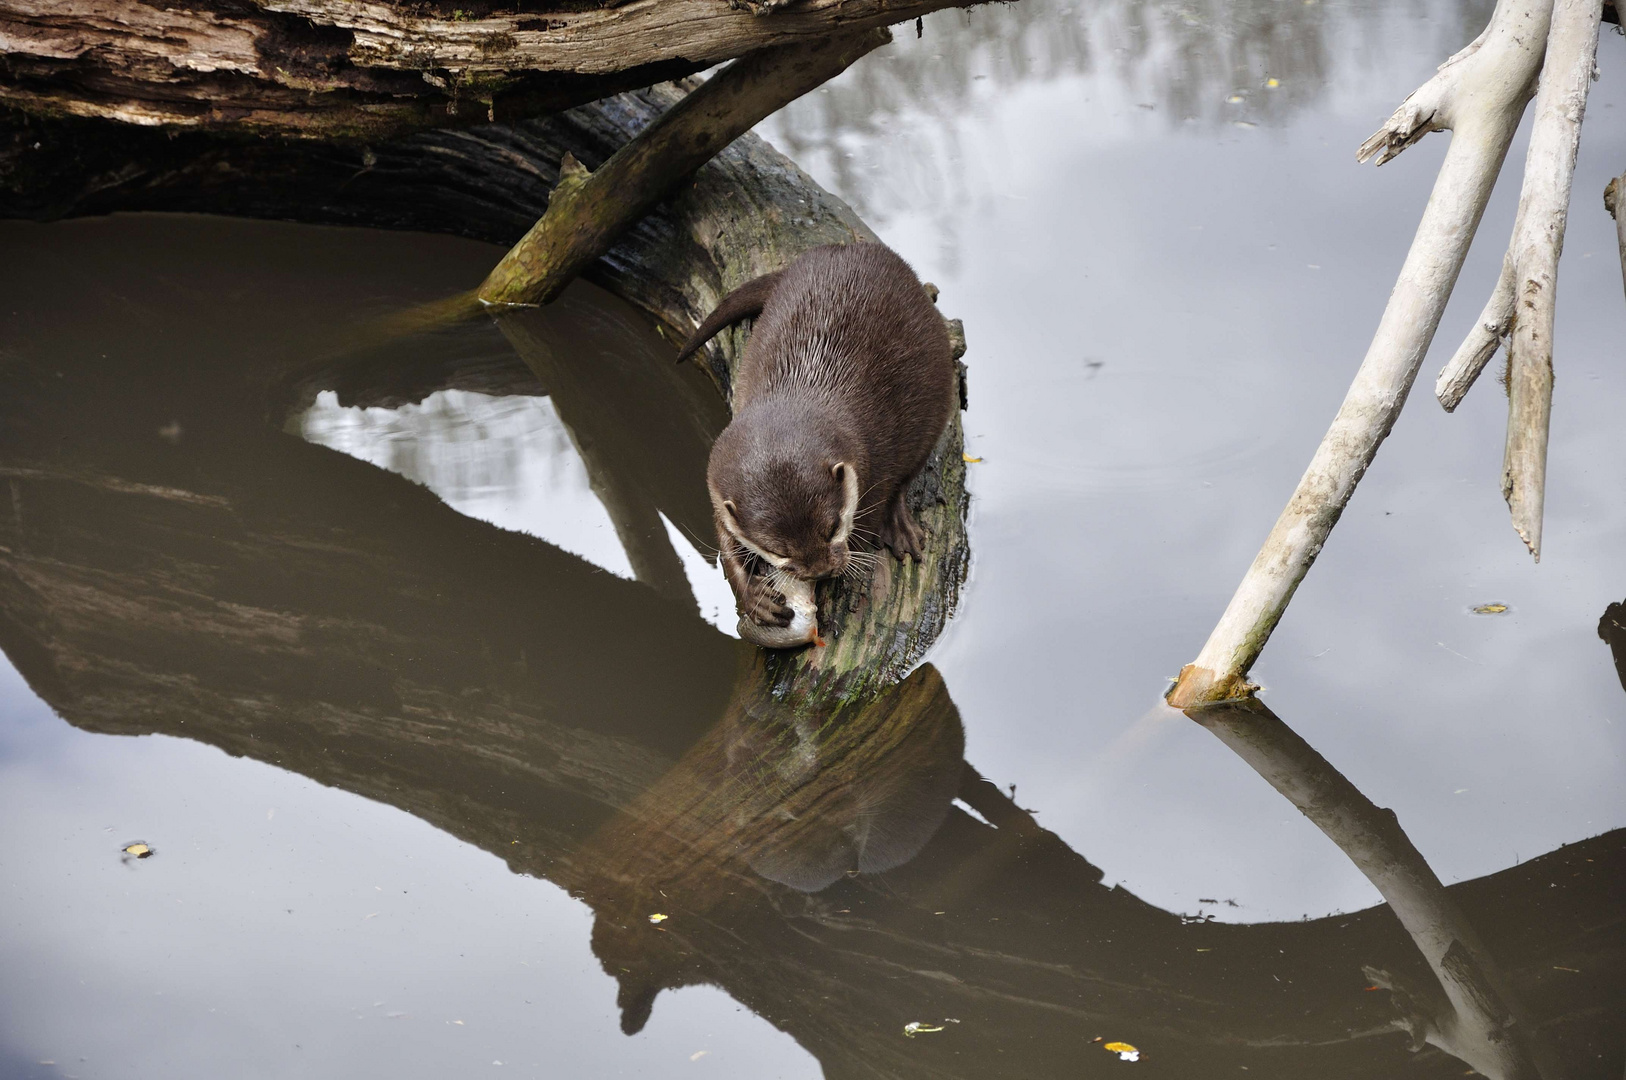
[
  {"left": 1606, "top": 172, "right": 1626, "bottom": 305},
  {"left": 1187, "top": 697, "right": 1560, "bottom": 1080},
  {"left": 478, "top": 30, "right": 889, "bottom": 309},
  {"left": 1500, "top": 0, "right": 1604, "bottom": 561},
  {"left": 1436, "top": 255, "right": 1514, "bottom": 412},
  {"left": 1166, "top": 0, "right": 1551, "bottom": 708}
]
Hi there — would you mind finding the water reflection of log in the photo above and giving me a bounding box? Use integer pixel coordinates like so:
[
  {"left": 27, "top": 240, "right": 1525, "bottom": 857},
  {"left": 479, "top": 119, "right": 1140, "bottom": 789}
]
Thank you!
[{"left": 0, "top": 336, "right": 1619, "bottom": 1077}]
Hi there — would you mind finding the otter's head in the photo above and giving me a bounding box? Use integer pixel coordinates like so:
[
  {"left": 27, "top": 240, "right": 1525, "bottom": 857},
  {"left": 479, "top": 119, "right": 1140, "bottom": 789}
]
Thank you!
[{"left": 709, "top": 403, "right": 863, "bottom": 581}]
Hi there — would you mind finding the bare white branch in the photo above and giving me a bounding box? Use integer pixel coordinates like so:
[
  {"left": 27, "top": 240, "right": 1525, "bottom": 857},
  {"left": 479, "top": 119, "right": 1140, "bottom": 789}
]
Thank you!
[
  {"left": 1169, "top": 0, "right": 1553, "bottom": 707},
  {"left": 1436, "top": 255, "right": 1514, "bottom": 411},
  {"left": 1500, "top": 0, "right": 1604, "bottom": 561}
]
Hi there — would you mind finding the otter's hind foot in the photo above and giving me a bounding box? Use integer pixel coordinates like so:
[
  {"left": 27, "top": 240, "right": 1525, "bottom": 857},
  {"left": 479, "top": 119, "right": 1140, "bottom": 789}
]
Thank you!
[{"left": 878, "top": 493, "right": 927, "bottom": 562}]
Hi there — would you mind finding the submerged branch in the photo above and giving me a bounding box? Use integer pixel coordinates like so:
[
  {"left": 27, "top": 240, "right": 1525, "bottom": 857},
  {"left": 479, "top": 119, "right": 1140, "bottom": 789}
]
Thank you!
[
  {"left": 1167, "top": 0, "right": 1550, "bottom": 707},
  {"left": 1500, "top": 0, "right": 1604, "bottom": 561},
  {"left": 478, "top": 30, "right": 888, "bottom": 309}
]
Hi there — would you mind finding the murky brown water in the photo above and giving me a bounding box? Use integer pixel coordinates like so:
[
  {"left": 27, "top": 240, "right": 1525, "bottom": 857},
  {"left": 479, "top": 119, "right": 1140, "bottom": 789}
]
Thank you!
[{"left": 2, "top": 0, "right": 1624, "bottom": 1077}]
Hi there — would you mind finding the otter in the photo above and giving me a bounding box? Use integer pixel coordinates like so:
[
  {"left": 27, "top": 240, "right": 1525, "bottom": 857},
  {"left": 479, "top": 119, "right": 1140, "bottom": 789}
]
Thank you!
[{"left": 677, "top": 242, "right": 957, "bottom": 639}]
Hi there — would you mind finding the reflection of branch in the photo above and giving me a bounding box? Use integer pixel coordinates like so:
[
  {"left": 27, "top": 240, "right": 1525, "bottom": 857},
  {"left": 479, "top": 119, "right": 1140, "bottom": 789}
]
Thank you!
[
  {"left": 1186, "top": 696, "right": 1560, "bottom": 1080},
  {"left": 497, "top": 312, "right": 707, "bottom": 610}
]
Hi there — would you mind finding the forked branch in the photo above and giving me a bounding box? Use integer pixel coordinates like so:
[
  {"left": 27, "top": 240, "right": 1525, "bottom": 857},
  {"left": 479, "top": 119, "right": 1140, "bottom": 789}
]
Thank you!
[{"left": 1166, "top": 0, "right": 1552, "bottom": 707}]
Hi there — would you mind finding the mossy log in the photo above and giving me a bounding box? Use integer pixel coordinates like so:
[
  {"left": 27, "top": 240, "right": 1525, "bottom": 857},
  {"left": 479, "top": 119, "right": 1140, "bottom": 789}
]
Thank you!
[{"left": 0, "top": 0, "right": 994, "bottom": 138}]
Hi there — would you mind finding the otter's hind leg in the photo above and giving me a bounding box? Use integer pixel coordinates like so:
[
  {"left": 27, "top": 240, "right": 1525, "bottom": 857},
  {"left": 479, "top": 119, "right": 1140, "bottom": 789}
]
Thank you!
[{"left": 877, "top": 488, "right": 927, "bottom": 562}]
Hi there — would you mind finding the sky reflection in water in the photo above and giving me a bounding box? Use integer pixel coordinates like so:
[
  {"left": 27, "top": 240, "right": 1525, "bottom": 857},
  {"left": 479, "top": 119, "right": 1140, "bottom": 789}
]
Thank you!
[{"left": 1, "top": 0, "right": 1624, "bottom": 1077}]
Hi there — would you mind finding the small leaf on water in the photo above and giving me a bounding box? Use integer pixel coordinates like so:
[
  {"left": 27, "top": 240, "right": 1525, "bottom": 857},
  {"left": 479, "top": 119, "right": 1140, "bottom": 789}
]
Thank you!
[
  {"left": 122, "top": 842, "right": 151, "bottom": 858},
  {"left": 648, "top": 913, "right": 668, "bottom": 924},
  {"left": 962, "top": 453, "right": 983, "bottom": 463},
  {"left": 902, "top": 1022, "right": 945, "bottom": 1038},
  {"left": 1105, "top": 1041, "right": 1141, "bottom": 1061},
  {"left": 1265, "top": 78, "right": 1281, "bottom": 88},
  {"left": 1472, "top": 603, "right": 1509, "bottom": 614}
]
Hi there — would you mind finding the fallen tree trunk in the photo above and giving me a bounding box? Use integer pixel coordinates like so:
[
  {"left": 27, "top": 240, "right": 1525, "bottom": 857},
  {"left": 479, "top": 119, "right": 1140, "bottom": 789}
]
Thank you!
[{"left": 0, "top": 0, "right": 994, "bottom": 138}]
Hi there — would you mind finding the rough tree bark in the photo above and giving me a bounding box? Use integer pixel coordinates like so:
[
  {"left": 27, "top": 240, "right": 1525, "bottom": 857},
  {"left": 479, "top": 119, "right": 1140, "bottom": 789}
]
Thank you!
[{"left": 0, "top": 0, "right": 997, "bottom": 137}]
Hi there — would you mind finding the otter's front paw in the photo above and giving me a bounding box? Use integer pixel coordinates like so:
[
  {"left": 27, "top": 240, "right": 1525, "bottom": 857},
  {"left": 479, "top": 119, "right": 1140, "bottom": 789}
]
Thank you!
[
  {"left": 878, "top": 495, "right": 927, "bottom": 562},
  {"left": 739, "top": 575, "right": 794, "bottom": 628}
]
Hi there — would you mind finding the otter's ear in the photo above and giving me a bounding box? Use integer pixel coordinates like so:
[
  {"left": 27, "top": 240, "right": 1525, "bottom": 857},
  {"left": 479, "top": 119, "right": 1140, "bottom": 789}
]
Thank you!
[
  {"left": 830, "top": 462, "right": 859, "bottom": 544},
  {"left": 722, "top": 499, "right": 741, "bottom": 525}
]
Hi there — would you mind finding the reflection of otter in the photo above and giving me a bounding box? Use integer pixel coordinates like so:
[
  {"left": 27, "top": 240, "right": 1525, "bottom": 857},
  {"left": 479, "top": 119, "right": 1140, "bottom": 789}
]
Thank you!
[
  {"left": 679, "top": 244, "right": 957, "bottom": 635},
  {"left": 581, "top": 662, "right": 964, "bottom": 902},
  {"left": 721, "top": 669, "right": 964, "bottom": 892}
]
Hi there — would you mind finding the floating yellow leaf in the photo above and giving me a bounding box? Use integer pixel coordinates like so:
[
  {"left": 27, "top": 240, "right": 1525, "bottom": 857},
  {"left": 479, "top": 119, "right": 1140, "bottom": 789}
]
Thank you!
[
  {"left": 902, "top": 1022, "right": 945, "bottom": 1038},
  {"left": 122, "top": 843, "right": 151, "bottom": 858},
  {"left": 962, "top": 453, "right": 983, "bottom": 463},
  {"left": 648, "top": 913, "right": 668, "bottom": 923},
  {"left": 1104, "top": 1041, "right": 1140, "bottom": 1062},
  {"left": 1266, "top": 77, "right": 1281, "bottom": 88},
  {"left": 1472, "top": 603, "right": 1509, "bottom": 614}
]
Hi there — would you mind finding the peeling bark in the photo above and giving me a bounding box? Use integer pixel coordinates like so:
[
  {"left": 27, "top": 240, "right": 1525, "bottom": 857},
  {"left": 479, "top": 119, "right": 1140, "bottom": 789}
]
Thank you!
[{"left": 0, "top": 0, "right": 995, "bottom": 137}]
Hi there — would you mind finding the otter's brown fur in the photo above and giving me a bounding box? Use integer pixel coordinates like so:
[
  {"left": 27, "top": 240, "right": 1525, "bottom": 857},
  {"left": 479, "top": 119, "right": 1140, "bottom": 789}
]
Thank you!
[{"left": 678, "top": 243, "right": 956, "bottom": 633}]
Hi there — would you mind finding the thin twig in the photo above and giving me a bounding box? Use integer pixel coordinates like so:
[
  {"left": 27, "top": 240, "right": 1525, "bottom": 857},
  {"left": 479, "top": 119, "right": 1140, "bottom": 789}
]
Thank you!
[{"left": 1436, "top": 255, "right": 1514, "bottom": 412}]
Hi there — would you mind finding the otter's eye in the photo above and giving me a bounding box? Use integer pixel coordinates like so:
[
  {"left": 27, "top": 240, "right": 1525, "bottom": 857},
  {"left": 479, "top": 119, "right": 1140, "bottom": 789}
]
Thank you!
[{"left": 828, "top": 523, "right": 841, "bottom": 542}]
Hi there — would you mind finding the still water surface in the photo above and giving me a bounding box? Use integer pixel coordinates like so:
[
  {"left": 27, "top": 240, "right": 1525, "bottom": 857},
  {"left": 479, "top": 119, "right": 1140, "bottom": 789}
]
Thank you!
[{"left": 2, "top": 0, "right": 1624, "bottom": 1077}]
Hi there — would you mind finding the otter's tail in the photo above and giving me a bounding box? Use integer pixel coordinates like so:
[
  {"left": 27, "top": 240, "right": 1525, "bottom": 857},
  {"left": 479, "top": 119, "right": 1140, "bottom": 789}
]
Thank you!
[{"left": 675, "top": 270, "right": 783, "bottom": 363}]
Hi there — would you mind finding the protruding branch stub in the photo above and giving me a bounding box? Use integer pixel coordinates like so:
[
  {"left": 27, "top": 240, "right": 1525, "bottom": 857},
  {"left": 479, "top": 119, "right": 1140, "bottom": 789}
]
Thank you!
[
  {"left": 477, "top": 29, "right": 890, "bottom": 310},
  {"left": 1606, "top": 171, "right": 1626, "bottom": 303}
]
